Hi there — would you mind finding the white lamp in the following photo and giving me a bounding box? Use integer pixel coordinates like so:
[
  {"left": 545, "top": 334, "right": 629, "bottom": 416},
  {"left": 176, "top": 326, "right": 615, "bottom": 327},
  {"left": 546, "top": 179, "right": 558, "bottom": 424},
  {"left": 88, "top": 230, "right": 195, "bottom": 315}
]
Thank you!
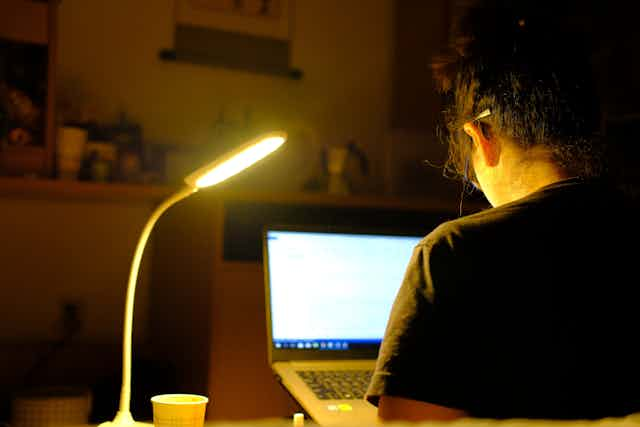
[{"left": 99, "top": 131, "right": 287, "bottom": 427}]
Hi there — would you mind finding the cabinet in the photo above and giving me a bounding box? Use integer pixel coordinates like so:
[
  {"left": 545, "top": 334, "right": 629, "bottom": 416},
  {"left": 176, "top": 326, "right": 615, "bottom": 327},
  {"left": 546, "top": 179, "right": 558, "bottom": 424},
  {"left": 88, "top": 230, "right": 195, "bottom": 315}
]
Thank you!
[
  {"left": 385, "top": 0, "right": 456, "bottom": 197},
  {"left": 0, "top": 0, "right": 58, "bottom": 177},
  {"left": 390, "top": 0, "right": 450, "bottom": 131}
]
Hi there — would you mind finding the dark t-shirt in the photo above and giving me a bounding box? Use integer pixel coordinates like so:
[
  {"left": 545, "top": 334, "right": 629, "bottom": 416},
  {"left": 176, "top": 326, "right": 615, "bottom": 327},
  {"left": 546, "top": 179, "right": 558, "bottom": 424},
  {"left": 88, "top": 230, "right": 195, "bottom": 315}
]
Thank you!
[{"left": 366, "top": 178, "right": 640, "bottom": 420}]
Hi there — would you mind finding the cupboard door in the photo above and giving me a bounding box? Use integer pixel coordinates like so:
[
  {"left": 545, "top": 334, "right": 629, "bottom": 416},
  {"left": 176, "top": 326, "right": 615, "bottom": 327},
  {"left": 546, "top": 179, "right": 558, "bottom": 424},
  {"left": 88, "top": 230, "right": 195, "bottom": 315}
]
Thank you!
[
  {"left": 391, "top": 0, "right": 449, "bottom": 131},
  {"left": 0, "top": 0, "right": 57, "bottom": 178}
]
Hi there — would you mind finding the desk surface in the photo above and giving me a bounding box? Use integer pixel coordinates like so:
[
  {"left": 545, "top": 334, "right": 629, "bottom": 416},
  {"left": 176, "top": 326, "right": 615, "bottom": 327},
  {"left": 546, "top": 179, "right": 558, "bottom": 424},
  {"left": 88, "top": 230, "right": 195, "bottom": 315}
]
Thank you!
[
  {"left": 209, "top": 416, "right": 640, "bottom": 427},
  {"left": 77, "top": 414, "right": 640, "bottom": 427}
]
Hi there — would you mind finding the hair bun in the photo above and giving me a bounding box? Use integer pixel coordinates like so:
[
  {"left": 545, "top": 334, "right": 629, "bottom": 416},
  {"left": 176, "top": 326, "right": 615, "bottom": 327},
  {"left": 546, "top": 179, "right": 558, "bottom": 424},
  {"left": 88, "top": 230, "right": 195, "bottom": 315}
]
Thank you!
[{"left": 451, "top": 0, "right": 591, "bottom": 62}]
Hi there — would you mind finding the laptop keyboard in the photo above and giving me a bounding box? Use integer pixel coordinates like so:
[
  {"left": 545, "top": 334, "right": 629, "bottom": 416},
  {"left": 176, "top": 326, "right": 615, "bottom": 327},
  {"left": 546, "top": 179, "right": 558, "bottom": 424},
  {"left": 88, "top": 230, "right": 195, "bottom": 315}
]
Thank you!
[{"left": 296, "top": 370, "right": 372, "bottom": 400}]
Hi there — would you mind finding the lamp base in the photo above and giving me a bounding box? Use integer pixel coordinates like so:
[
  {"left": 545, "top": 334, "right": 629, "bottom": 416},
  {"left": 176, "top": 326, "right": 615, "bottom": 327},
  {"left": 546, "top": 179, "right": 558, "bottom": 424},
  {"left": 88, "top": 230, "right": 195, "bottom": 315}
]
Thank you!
[
  {"left": 99, "top": 411, "right": 153, "bottom": 427},
  {"left": 99, "top": 422, "right": 152, "bottom": 427}
]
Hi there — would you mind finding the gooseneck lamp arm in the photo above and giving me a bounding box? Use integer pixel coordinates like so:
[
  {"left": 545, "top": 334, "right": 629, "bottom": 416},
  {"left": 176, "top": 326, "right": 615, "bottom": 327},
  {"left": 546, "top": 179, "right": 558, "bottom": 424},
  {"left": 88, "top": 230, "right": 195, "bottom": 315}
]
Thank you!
[
  {"left": 113, "top": 186, "right": 196, "bottom": 426},
  {"left": 100, "top": 131, "right": 286, "bottom": 427}
]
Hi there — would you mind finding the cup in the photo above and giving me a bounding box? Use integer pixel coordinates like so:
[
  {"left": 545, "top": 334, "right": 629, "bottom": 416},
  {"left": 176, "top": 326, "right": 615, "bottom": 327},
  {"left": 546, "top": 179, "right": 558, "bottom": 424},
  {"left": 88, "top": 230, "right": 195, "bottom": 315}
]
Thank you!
[
  {"left": 150, "top": 394, "right": 209, "bottom": 427},
  {"left": 57, "top": 126, "right": 88, "bottom": 180}
]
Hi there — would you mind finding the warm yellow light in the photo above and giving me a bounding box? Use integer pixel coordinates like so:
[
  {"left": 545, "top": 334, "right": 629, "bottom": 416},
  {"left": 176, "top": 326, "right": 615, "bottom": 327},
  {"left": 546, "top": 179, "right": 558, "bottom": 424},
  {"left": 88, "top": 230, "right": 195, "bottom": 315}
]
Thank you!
[{"left": 184, "top": 131, "right": 287, "bottom": 189}]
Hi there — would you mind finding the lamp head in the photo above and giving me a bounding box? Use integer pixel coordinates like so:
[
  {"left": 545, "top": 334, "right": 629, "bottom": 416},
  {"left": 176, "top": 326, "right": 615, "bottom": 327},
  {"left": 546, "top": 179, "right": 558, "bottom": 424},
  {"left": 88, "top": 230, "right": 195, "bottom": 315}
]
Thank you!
[{"left": 183, "top": 131, "right": 287, "bottom": 189}]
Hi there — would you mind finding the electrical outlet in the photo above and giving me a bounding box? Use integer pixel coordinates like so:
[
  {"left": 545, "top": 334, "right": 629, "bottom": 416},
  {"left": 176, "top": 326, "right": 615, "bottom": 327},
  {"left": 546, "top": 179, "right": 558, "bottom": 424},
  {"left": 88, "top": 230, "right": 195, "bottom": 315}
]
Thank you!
[{"left": 59, "top": 300, "right": 84, "bottom": 339}]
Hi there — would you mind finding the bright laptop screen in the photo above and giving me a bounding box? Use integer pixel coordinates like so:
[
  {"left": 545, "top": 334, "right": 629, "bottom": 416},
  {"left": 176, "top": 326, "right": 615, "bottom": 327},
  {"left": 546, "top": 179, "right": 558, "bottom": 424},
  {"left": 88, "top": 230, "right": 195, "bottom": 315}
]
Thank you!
[{"left": 265, "top": 229, "right": 422, "bottom": 351}]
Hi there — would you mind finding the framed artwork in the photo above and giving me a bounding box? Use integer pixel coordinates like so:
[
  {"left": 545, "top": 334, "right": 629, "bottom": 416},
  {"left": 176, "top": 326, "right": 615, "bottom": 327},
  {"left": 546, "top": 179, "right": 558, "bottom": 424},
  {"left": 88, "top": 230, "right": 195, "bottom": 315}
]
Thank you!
[{"left": 175, "top": 0, "right": 292, "bottom": 41}]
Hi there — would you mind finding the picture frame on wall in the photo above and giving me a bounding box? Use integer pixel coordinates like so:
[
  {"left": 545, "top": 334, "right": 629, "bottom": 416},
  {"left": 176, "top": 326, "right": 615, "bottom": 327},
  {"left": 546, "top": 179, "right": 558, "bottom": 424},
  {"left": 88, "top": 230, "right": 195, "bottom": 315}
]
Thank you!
[
  {"left": 165, "top": 0, "right": 300, "bottom": 79},
  {"left": 175, "top": 0, "right": 292, "bottom": 41}
]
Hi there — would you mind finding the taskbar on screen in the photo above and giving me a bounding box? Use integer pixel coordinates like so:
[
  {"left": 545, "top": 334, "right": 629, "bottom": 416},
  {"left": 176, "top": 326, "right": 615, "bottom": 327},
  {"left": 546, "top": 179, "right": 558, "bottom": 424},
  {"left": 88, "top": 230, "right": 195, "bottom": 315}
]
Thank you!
[{"left": 273, "top": 339, "right": 380, "bottom": 351}]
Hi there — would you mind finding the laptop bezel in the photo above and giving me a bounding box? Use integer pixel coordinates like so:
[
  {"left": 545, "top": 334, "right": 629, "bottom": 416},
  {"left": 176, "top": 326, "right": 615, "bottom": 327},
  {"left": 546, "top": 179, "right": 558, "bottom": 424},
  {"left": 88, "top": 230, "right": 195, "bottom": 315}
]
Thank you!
[{"left": 262, "top": 223, "right": 424, "bottom": 364}]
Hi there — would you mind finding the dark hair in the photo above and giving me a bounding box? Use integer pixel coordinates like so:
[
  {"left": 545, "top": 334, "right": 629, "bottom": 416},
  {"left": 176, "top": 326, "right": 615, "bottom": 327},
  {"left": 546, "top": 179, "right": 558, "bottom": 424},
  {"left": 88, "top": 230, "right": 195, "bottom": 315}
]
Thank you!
[{"left": 433, "top": 0, "right": 605, "bottom": 182}]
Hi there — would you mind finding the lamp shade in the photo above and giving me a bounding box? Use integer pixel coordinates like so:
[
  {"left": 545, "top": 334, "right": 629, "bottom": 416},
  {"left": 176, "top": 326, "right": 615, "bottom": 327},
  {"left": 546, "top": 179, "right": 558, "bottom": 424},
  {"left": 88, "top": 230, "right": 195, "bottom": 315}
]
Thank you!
[{"left": 184, "top": 131, "right": 287, "bottom": 189}]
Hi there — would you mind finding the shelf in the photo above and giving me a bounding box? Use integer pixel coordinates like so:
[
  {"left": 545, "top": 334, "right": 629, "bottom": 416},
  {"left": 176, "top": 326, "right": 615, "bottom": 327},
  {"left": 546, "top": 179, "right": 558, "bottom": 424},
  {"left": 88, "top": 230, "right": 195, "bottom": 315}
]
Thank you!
[
  {"left": 159, "top": 48, "right": 303, "bottom": 80},
  {"left": 0, "top": 177, "right": 177, "bottom": 203},
  {"left": 0, "top": 177, "right": 490, "bottom": 213}
]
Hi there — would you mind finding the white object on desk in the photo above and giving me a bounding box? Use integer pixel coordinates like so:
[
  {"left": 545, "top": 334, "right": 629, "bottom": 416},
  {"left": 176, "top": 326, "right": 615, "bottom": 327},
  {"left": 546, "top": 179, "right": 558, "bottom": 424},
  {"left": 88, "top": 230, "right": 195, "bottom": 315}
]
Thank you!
[
  {"left": 292, "top": 413, "right": 304, "bottom": 427},
  {"left": 151, "top": 394, "right": 209, "bottom": 427}
]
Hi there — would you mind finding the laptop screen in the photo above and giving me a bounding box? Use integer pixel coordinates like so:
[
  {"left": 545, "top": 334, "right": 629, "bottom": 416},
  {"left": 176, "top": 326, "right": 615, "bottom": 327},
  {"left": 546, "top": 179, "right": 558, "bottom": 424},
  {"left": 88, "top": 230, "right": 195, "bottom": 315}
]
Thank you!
[{"left": 264, "top": 227, "right": 423, "bottom": 360}]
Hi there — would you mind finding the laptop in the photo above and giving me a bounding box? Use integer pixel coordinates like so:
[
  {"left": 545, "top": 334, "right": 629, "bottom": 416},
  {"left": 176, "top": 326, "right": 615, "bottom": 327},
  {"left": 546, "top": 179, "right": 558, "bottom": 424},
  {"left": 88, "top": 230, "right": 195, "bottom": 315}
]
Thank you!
[{"left": 263, "top": 225, "right": 424, "bottom": 425}]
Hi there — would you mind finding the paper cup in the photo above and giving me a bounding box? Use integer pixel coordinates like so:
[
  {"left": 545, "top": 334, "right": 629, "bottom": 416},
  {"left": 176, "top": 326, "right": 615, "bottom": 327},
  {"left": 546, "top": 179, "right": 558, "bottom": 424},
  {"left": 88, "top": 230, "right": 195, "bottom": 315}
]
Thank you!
[
  {"left": 57, "top": 126, "right": 88, "bottom": 180},
  {"left": 151, "top": 394, "right": 208, "bottom": 427}
]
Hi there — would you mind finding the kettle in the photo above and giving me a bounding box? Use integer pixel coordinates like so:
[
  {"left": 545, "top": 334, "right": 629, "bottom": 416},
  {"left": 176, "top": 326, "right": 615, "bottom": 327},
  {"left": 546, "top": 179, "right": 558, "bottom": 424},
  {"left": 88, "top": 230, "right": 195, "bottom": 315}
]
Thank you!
[{"left": 323, "top": 140, "right": 369, "bottom": 195}]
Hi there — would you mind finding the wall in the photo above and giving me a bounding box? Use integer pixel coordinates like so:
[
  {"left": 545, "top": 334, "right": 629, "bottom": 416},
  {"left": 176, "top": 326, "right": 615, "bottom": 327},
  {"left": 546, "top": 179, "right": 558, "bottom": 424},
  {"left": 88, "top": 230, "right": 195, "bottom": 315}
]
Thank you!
[
  {"left": 0, "top": 197, "right": 154, "bottom": 341},
  {"left": 56, "top": 0, "right": 395, "bottom": 193},
  {"left": 0, "top": 195, "right": 155, "bottom": 419},
  {"left": 0, "top": 0, "right": 400, "bottom": 420}
]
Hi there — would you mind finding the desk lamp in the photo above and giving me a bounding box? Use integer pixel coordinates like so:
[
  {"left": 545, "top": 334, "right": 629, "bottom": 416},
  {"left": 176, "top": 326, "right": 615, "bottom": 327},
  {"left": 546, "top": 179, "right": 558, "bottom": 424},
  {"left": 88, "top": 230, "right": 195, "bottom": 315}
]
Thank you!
[{"left": 99, "top": 131, "right": 287, "bottom": 427}]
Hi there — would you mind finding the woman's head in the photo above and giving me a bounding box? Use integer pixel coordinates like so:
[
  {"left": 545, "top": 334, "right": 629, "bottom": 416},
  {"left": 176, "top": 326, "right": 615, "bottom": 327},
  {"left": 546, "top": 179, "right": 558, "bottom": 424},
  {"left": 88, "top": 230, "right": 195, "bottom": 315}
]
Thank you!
[{"left": 433, "top": 0, "right": 605, "bottom": 183}]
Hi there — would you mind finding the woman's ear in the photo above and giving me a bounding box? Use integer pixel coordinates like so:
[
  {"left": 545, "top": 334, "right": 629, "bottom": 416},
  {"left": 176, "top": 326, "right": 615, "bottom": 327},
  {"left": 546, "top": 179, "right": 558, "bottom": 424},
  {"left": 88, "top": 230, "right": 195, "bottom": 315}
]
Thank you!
[{"left": 463, "top": 122, "right": 499, "bottom": 167}]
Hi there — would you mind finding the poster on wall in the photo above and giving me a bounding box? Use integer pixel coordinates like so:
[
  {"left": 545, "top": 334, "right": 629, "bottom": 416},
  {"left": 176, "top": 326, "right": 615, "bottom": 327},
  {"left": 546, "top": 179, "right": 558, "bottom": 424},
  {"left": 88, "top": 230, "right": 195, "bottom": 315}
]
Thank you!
[{"left": 175, "top": 0, "right": 292, "bottom": 41}]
